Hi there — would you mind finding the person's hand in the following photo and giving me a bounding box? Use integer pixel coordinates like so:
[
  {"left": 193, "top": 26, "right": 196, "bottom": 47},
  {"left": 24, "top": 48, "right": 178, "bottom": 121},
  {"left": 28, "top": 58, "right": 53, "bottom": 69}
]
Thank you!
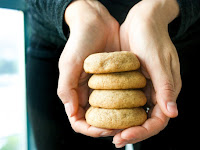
[
  {"left": 57, "top": 0, "right": 121, "bottom": 137},
  {"left": 113, "top": 0, "right": 182, "bottom": 147}
]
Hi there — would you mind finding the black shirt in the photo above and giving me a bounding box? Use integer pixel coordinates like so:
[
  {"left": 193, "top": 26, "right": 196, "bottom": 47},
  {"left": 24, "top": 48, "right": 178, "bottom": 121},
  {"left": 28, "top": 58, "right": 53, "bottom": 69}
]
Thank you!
[{"left": 26, "top": 0, "right": 200, "bottom": 57}]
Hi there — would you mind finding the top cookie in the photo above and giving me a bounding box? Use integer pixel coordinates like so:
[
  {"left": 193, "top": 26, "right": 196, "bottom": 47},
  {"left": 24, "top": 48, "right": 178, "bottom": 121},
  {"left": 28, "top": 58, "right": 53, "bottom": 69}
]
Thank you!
[{"left": 84, "top": 51, "right": 140, "bottom": 73}]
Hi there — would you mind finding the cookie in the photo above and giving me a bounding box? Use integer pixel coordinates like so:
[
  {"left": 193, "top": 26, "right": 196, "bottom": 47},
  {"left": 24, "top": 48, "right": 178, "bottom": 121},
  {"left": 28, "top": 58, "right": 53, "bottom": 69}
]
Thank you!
[
  {"left": 88, "top": 71, "right": 146, "bottom": 89},
  {"left": 84, "top": 51, "right": 140, "bottom": 73},
  {"left": 89, "top": 90, "right": 147, "bottom": 108},
  {"left": 85, "top": 107, "right": 147, "bottom": 129}
]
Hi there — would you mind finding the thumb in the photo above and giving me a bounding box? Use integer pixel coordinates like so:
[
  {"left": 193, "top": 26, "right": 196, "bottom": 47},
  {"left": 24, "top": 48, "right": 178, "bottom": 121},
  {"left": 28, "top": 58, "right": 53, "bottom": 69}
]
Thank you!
[
  {"left": 150, "top": 65, "right": 178, "bottom": 118},
  {"left": 57, "top": 44, "right": 82, "bottom": 117}
]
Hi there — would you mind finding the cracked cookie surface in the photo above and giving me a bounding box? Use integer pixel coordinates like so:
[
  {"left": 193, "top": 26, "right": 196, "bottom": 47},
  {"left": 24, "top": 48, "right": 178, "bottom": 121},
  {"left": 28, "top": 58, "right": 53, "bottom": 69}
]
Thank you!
[{"left": 84, "top": 51, "right": 140, "bottom": 73}]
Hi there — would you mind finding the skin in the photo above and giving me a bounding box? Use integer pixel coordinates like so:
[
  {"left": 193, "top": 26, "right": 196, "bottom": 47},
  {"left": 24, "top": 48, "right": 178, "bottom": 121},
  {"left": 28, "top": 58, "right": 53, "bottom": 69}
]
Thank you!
[
  {"left": 57, "top": 0, "right": 182, "bottom": 148},
  {"left": 114, "top": 0, "right": 182, "bottom": 147},
  {"left": 57, "top": 0, "right": 121, "bottom": 137}
]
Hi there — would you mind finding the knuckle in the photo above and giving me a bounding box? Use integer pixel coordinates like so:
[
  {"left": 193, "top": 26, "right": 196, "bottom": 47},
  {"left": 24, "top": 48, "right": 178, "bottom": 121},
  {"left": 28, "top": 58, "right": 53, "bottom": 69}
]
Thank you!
[
  {"left": 71, "top": 122, "right": 80, "bottom": 134},
  {"left": 157, "top": 118, "right": 169, "bottom": 134},
  {"left": 72, "top": 126, "right": 79, "bottom": 134},
  {"left": 57, "top": 88, "right": 67, "bottom": 101},
  {"left": 177, "top": 78, "right": 182, "bottom": 93},
  {"left": 158, "top": 79, "right": 180, "bottom": 102},
  {"left": 162, "top": 81, "right": 176, "bottom": 96},
  {"left": 162, "top": 120, "right": 169, "bottom": 130}
]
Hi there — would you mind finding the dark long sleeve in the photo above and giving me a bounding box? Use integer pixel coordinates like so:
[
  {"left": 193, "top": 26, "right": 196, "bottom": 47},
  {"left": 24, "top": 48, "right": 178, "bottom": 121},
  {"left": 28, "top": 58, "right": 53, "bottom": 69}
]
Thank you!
[
  {"left": 27, "top": 0, "right": 73, "bottom": 43},
  {"left": 169, "top": 0, "right": 200, "bottom": 40},
  {"left": 27, "top": 0, "right": 200, "bottom": 45}
]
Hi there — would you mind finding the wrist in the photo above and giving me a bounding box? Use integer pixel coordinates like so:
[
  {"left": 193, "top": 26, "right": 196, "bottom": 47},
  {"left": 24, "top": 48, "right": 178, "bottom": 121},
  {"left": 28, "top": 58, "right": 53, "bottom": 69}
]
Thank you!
[
  {"left": 65, "top": 1, "right": 97, "bottom": 27},
  {"left": 131, "top": 0, "right": 179, "bottom": 25},
  {"left": 64, "top": 0, "right": 107, "bottom": 30}
]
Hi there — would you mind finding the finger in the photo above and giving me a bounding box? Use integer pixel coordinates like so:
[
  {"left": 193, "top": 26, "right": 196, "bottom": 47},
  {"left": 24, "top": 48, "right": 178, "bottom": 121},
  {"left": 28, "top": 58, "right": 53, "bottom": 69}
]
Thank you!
[
  {"left": 171, "top": 51, "right": 182, "bottom": 96},
  {"left": 57, "top": 42, "right": 83, "bottom": 117},
  {"left": 143, "top": 79, "right": 156, "bottom": 105},
  {"left": 68, "top": 106, "right": 121, "bottom": 137},
  {"left": 148, "top": 56, "right": 178, "bottom": 118},
  {"left": 77, "top": 71, "right": 91, "bottom": 108},
  {"left": 113, "top": 105, "right": 169, "bottom": 147}
]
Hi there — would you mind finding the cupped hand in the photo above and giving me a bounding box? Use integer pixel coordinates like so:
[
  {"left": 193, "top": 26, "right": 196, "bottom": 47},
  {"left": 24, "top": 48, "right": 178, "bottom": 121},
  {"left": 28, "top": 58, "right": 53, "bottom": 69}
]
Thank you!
[
  {"left": 57, "top": 0, "right": 121, "bottom": 137},
  {"left": 113, "top": 0, "right": 182, "bottom": 147}
]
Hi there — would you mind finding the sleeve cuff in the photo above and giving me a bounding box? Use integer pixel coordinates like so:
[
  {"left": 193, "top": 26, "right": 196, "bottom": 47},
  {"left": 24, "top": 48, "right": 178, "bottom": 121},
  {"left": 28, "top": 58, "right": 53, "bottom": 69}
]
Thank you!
[
  {"left": 169, "top": 0, "right": 200, "bottom": 41},
  {"left": 56, "top": 0, "right": 73, "bottom": 41}
]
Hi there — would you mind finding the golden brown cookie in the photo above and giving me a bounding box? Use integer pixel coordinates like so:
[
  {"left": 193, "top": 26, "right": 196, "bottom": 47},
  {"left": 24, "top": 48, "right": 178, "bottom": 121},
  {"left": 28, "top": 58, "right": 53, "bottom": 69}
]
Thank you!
[
  {"left": 89, "top": 90, "right": 147, "bottom": 108},
  {"left": 85, "top": 107, "right": 147, "bottom": 129},
  {"left": 84, "top": 51, "right": 140, "bottom": 73},
  {"left": 88, "top": 71, "right": 146, "bottom": 89}
]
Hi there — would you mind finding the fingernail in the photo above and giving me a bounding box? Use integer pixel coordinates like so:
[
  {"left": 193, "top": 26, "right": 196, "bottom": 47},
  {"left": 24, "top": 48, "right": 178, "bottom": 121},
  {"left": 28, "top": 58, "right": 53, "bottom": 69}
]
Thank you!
[
  {"left": 167, "top": 102, "right": 178, "bottom": 116},
  {"left": 115, "top": 142, "right": 128, "bottom": 148},
  {"left": 100, "top": 131, "right": 112, "bottom": 137},
  {"left": 64, "top": 103, "right": 72, "bottom": 117}
]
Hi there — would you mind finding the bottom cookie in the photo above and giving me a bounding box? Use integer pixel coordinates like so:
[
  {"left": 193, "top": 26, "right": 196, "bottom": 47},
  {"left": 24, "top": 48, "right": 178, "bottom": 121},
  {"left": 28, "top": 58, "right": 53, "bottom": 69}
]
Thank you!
[{"left": 85, "top": 107, "right": 147, "bottom": 129}]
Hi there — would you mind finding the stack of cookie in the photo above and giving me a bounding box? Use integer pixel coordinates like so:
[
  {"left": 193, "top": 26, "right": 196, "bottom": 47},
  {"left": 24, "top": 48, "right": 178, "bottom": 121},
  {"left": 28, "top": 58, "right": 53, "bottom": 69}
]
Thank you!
[{"left": 84, "top": 51, "right": 147, "bottom": 129}]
